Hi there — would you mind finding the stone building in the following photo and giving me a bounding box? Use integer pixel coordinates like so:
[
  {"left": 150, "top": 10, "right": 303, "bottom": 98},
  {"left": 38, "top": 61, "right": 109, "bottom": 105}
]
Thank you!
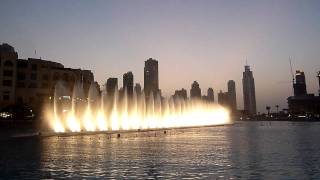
[{"left": 0, "top": 43, "right": 95, "bottom": 113}]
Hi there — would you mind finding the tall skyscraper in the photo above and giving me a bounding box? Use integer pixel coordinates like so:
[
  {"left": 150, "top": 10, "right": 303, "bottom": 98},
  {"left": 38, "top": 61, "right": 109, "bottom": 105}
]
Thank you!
[
  {"left": 173, "top": 88, "right": 187, "bottom": 100},
  {"left": 293, "top": 70, "right": 307, "bottom": 96},
  {"left": 190, "top": 81, "right": 201, "bottom": 99},
  {"left": 144, "top": 58, "right": 159, "bottom": 97},
  {"left": 106, "top": 78, "right": 118, "bottom": 96},
  {"left": 123, "top": 71, "right": 134, "bottom": 97},
  {"left": 218, "top": 90, "right": 229, "bottom": 106},
  {"left": 207, "top": 88, "right": 214, "bottom": 102},
  {"left": 134, "top": 83, "right": 142, "bottom": 96},
  {"left": 228, "top": 80, "right": 237, "bottom": 112},
  {"left": 242, "top": 65, "right": 256, "bottom": 115}
]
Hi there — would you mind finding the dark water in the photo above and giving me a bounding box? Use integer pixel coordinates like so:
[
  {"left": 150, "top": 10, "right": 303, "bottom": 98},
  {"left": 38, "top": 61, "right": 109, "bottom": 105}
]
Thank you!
[{"left": 1, "top": 121, "right": 320, "bottom": 179}]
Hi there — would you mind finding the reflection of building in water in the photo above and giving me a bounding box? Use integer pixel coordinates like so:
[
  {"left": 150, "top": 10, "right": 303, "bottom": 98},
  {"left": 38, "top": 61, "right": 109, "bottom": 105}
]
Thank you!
[
  {"left": 0, "top": 43, "right": 95, "bottom": 111},
  {"left": 287, "top": 70, "right": 320, "bottom": 115}
]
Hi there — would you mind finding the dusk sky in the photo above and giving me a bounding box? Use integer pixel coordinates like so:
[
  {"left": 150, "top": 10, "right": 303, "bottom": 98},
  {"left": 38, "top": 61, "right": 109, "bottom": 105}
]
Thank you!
[{"left": 1, "top": 0, "right": 319, "bottom": 113}]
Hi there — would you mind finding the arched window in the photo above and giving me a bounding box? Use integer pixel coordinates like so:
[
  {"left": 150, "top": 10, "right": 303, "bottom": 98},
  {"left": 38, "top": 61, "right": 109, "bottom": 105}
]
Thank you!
[{"left": 4, "top": 60, "right": 13, "bottom": 67}]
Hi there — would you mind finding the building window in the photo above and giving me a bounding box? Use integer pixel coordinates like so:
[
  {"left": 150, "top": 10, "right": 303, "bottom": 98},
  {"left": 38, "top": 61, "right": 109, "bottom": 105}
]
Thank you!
[
  {"left": 63, "top": 73, "right": 69, "bottom": 82},
  {"left": 17, "top": 72, "right": 26, "bottom": 80},
  {"left": 2, "top": 80, "right": 12, "bottom": 86},
  {"left": 16, "top": 82, "right": 25, "bottom": 88},
  {"left": 41, "top": 83, "right": 49, "bottom": 88},
  {"left": 53, "top": 73, "right": 60, "bottom": 81},
  {"left": 17, "top": 61, "right": 28, "bottom": 68},
  {"left": 3, "top": 70, "right": 13, "bottom": 77},
  {"left": 29, "top": 83, "right": 37, "bottom": 88},
  {"left": 4, "top": 60, "right": 13, "bottom": 67},
  {"left": 42, "top": 74, "right": 49, "bottom": 81},
  {"left": 3, "top": 94, "right": 10, "bottom": 100},
  {"left": 31, "top": 73, "right": 37, "bottom": 80},
  {"left": 31, "top": 64, "right": 37, "bottom": 71}
]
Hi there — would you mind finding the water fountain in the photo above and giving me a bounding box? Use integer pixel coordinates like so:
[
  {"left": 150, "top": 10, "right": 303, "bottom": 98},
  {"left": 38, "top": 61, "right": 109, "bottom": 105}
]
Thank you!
[{"left": 45, "top": 80, "right": 230, "bottom": 135}]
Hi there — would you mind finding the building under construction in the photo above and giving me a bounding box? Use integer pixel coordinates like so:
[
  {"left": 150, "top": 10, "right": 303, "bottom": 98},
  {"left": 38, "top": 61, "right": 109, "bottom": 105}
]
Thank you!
[{"left": 287, "top": 71, "right": 320, "bottom": 116}]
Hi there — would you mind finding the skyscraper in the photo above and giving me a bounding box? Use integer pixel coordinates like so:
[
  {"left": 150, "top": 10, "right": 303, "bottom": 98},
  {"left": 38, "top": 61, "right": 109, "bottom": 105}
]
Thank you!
[
  {"left": 190, "top": 81, "right": 201, "bottom": 99},
  {"left": 228, "top": 80, "right": 237, "bottom": 112},
  {"left": 218, "top": 90, "right": 229, "bottom": 106},
  {"left": 293, "top": 70, "right": 307, "bottom": 96},
  {"left": 144, "top": 58, "right": 159, "bottom": 97},
  {"left": 106, "top": 78, "right": 118, "bottom": 96},
  {"left": 134, "top": 83, "right": 142, "bottom": 96},
  {"left": 242, "top": 65, "right": 256, "bottom": 115},
  {"left": 123, "top": 71, "right": 134, "bottom": 97},
  {"left": 207, "top": 88, "right": 214, "bottom": 102},
  {"left": 173, "top": 88, "right": 187, "bottom": 100}
]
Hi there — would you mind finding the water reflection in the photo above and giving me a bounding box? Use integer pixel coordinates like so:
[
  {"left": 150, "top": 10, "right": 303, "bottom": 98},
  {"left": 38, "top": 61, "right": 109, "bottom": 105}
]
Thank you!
[{"left": 1, "top": 122, "right": 320, "bottom": 179}]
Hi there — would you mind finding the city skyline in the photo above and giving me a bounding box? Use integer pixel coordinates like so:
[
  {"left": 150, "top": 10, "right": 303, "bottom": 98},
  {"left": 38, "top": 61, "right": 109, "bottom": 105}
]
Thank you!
[{"left": 1, "top": 0, "right": 320, "bottom": 112}]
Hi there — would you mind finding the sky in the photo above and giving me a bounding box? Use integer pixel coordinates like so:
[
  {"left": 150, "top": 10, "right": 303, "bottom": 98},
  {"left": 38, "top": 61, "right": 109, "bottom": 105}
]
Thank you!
[{"left": 1, "top": 0, "right": 320, "bottom": 113}]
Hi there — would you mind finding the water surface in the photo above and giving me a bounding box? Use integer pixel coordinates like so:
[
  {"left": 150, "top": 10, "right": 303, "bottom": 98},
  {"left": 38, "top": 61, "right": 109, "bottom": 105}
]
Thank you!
[{"left": 1, "top": 121, "right": 320, "bottom": 179}]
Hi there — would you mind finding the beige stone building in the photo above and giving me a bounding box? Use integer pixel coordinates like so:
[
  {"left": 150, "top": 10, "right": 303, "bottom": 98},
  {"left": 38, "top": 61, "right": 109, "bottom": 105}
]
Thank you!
[{"left": 0, "top": 43, "right": 96, "bottom": 112}]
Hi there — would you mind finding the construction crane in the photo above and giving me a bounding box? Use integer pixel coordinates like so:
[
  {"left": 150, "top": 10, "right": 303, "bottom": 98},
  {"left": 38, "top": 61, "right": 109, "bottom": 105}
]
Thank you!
[{"left": 289, "top": 57, "right": 295, "bottom": 95}]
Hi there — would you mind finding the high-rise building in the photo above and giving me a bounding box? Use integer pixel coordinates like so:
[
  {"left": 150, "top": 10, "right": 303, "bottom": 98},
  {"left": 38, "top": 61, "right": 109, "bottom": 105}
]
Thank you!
[
  {"left": 144, "top": 58, "right": 159, "bottom": 97},
  {"left": 287, "top": 71, "right": 320, "bottom": 115},
  {"left": 242, "top": 65, "right": 256, "bottom": 115},
  {"left": 173, "top": 88, "right": 187, "bottom": 100},
  {"left": 106, "top": 78, "right": 118, "bottom": 96},
  {"left": 228, "top": 80, "right": 237, "bottom": 112},
  {"left": 218, "top": 90, "right": 229, "bottom": 106},
  {"left": 207, "top": 88, "right": 214, "bottom": 102},
  {"left": 123, "top": 71, "right": 133, "bottom": 97},
  {"left": 293, "top": 70, "right": 307, "bottom": 96},
  {"left": 134, "top": 83, "right": 142, "bottom": 96},
  {"left": 190, "top": 81, "right": 201, "bottom": 99}
]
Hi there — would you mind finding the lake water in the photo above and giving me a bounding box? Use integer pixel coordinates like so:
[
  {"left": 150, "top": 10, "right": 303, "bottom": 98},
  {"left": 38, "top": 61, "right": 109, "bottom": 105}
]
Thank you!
[{"left": 1, "top": 121, "right": 320, "bottom": 179}]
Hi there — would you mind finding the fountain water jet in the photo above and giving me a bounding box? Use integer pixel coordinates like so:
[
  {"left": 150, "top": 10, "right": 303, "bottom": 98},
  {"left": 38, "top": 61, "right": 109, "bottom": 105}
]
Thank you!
[{"left": 47, "top": 82, "right": 231, "bottom": 133}]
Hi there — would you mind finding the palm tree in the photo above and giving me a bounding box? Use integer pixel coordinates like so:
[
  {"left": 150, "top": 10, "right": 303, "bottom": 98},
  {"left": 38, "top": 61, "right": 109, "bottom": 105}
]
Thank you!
[
  {"left": 266, "top": 106, "right": 271, "bottom": 116},
  {"left": 275, "top": 105, "right": 279, "bottom": 114}
]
